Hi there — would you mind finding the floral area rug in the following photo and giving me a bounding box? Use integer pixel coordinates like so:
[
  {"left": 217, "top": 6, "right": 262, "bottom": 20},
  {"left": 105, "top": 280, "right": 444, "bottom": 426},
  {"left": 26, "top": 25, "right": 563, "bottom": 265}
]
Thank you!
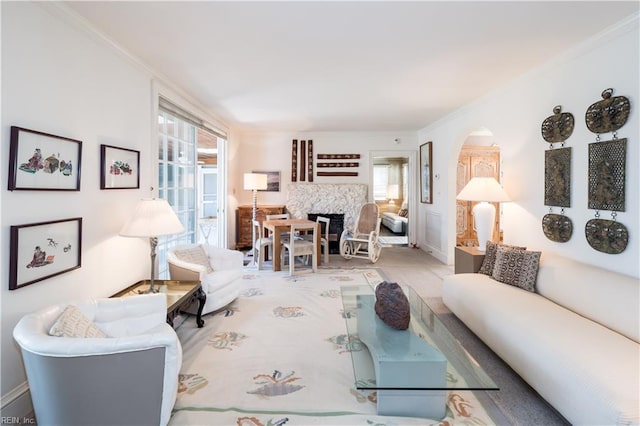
[{"left": 170, "top": 269, "right": 496, "bottom": 425}]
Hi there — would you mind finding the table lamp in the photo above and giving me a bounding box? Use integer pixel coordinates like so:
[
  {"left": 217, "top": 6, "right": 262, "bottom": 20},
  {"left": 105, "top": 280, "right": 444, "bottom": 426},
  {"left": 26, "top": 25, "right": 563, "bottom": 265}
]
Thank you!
[
  {"left": 456, "top": 177, "right": 510, "bottom": 252},
  {"left": 244, "top": 173, "right": 268, "bottom": 267},
  {"left": 120, "top": 198, "right": 185, "bottom": 293}
]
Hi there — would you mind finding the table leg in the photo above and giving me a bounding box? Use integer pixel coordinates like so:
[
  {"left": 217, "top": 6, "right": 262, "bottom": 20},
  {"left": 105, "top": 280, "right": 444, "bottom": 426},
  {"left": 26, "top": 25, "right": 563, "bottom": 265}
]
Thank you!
[
  {"left": 273, "top": 229, "right": 282, "bottom": 271},
  {"left": 195, "top": 287, "right": 206, "bottom": 328}
]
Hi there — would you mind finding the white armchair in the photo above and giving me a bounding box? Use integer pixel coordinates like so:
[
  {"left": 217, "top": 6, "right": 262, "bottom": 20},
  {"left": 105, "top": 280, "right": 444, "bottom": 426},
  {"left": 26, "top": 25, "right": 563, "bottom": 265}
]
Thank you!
[
  {"left": 12, "top": 294, "right": 181, "bottom": 426},
  {"left": 167, "top": 244, "right": 243, "bottom": 315}
]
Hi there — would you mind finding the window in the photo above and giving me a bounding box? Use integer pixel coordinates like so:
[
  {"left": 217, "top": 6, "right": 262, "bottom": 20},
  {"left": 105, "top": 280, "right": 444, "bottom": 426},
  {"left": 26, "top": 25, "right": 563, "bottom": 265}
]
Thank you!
[
  {"left": 373, "top": 165, "right": 390, "bottom": 200},
  {"left": 156, "top": 97, "right": 227, "bottom": 278}
]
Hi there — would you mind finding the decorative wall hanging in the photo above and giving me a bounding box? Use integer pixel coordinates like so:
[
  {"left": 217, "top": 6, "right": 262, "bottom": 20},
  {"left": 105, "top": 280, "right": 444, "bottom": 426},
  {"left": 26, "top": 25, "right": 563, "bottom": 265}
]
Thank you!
[
  {"left": 585, "top": 88, "right": 630, "bottom": 135},
  {"left": 420, "top": 142, "right": 433, "bottom": 204},
  {"left": 291, "top": 139, "right": 298, "bottom": 182},
  {"left": 100, "top": 144, "right": 140, "bottom": 189},
  {"left": 8, "top": 126, "right": 82, "bottom": 191},
  {"left": 541, "top": 106, "right": 574, "bottom": 242},
  {"left": 307, "top": 140, "right": 314, "bottom": 182},
  {"left": 584, "top": 88, "right": 630, "bottom": 254},
  {"left": 317, "top": 162, "right": 360, "bottom": 168},
  {"left": 9, "top": 217, "right": 82, "bottom": 290},
  {"left": 541, "top": 105, "right": 575, "bottom": 143},
  {"left": 317, "top": 171, "right": 358, "bottom": 177},
  {"left": 315, "top": 154, "right": 361, "bottom": 177},
  {"left": 300, "top": 140, "right": 306, "bottom": 182}
]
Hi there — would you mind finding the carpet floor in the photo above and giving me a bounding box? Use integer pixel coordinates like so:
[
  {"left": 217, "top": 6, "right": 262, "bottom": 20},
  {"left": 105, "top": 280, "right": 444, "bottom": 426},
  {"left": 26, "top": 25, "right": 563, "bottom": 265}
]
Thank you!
[{"left": 176, "top": 247, "right": 569, "bottom": 425}]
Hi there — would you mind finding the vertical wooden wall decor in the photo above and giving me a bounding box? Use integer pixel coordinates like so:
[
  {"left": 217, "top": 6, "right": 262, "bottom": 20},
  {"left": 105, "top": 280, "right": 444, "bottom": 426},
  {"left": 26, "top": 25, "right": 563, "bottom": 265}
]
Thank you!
[
  {"left": 541, "top": 105, "right": 574, "bottom": 243},
  {"left": 291, "top": 139, "right": 298, "bottom": 182},
  {"left": 307, "top": 140, "right": 314, "bottom": 182},
  {"left": 300, "top": 140, "right": 306, "bottom": 182},
  {"left": 584, "top": 88, "right": 630, "bottom": 254}
]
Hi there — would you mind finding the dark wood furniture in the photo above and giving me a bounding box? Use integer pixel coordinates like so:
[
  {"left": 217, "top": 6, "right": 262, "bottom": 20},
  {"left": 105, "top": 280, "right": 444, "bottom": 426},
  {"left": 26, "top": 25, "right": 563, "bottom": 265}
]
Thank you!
[
  {"left": 454, "top": 246, "right": 486, "bottom": 274},
  {"left": 112, "top": 280, "right": 206, "bottom": 328},
  {"left": 236, "top": 204, "right": 286, "bottom": 248}
]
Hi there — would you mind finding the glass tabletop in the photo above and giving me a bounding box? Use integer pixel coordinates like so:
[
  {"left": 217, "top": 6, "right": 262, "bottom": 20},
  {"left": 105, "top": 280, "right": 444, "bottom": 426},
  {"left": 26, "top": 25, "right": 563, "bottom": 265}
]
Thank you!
[
  {"left": 341, "top": 284, "right": 498, "bottom": 391},
  {"left": 114, "top": 280, "right": 201, "bottom": 313}
]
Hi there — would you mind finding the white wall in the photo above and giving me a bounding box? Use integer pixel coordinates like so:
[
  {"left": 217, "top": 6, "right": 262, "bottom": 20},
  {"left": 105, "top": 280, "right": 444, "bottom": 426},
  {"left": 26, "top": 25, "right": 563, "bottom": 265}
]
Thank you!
[
  {"left": 417, "top": 14, "right": 639, "bottom": 278},
  {"left": 1, "top": 2, "right": 156, "bottom": 413},
  {"left": 229, "top": 131, "right": 418, "bottom": 245}
]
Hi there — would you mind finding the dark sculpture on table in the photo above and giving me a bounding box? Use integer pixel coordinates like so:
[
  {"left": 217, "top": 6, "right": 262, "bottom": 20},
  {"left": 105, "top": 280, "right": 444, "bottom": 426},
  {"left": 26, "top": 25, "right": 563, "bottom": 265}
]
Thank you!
[{"left": 374, "top": 281, "right": 410, "bottom": 330}]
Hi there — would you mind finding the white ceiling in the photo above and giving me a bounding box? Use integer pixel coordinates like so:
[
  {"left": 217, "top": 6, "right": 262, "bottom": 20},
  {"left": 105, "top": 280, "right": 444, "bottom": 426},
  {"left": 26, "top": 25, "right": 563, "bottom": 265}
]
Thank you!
[{"left": 64, "top": 1, "right": 638, "bottom": 132}]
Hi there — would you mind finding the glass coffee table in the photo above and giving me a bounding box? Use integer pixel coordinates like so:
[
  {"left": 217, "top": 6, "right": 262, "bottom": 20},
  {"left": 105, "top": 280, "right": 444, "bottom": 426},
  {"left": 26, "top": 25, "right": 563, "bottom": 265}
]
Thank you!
[
  {"left": 112, "top": 280, "right": 206, "bottom": 328},
  {"left": 341, "top": 284, "right": 497, "bottom": 419}
]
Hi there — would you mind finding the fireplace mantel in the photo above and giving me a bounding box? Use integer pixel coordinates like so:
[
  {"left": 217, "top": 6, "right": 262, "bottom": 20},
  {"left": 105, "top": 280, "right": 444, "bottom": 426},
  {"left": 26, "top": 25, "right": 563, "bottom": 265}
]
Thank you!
[{"left": 286, "top": 183, "right": 368, "bottom": 230}]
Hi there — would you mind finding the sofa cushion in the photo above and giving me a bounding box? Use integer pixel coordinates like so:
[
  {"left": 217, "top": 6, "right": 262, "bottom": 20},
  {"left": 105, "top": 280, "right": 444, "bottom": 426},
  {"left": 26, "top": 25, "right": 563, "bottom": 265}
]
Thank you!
[
  {"left": 398, "top": 208, "right": 408, "bottom": 217},
  {"left": 49, "top": 305, "right": 108, "bottom": 338},
  {"left": 491, "top": 246, "right": 541, "bottom": 292},
  {"left": 478, "top": 241, "right": 526, "bottom": 275},
  {"left": 173, "top": 245, "right": 213, "bottom": 273}
]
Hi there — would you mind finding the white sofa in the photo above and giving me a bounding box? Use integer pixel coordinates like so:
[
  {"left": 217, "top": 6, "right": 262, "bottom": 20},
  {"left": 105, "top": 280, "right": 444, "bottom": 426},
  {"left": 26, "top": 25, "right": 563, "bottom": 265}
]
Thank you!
[
  {"left": 13, "top": 294, "right": 181, "bottom": 426},
  {"left": 442, "top": 252, "right": 639, "bottom": 425},
  {"left": 381, "top": 212, "right": 407, "bottom": 234}
]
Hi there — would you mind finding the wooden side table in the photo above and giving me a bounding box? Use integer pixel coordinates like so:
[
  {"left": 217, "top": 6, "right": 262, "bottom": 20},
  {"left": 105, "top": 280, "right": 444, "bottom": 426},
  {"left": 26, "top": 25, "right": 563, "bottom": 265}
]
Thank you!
[
  {"left": 112, "top": 280, "right": 206, "bottom": 328},
  {"left": 454, "top": 246, "right": 486, "bottom": 274}
]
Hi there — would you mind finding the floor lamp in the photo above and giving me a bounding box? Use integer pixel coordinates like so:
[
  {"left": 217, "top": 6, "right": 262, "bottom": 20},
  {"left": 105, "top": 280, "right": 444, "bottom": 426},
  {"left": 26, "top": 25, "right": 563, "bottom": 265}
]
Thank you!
[
  {"left": 244, "top": 173, "right": 268, "bottom": 267},
  {"left": 120, "top": 198, "right": 185, "bottom": 293},
  {"left": 456, "top": 177, "right": 510, "bottom": 252}
]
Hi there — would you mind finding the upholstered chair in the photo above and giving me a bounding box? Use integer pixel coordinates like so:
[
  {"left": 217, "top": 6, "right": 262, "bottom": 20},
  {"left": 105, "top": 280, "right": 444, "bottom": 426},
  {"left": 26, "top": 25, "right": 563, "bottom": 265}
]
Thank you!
[
  {"left": 13, "top": 294, "right": 181, "bottom": 426},
  {"left": 167, "top": 244, "right": 243, "bottom": 314},
  {"left": 302, "top": 216, "right": 330, "bottom": 264}
]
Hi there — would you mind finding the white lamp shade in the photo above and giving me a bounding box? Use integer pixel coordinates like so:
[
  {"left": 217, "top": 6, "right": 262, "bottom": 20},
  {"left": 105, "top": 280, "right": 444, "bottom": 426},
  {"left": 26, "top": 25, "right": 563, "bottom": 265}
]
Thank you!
[
  {"left": 456, "top": 177, "right": 510, "bottom": 202},
  {"left": 243, "top": 173, "right": 268, "bottom": 191},
  {"left": 120, "top": 198, "right": 185, "bottom": 237}
]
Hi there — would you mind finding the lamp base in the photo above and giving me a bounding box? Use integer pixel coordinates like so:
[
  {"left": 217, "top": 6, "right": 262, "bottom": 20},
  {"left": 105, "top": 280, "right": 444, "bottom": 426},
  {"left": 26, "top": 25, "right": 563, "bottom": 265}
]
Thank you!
[
  {"left": 137, "top": 287, "right": 160, "bottom": 294},
  {"left": 472, "top": 201, "right": 496, "bottom": 252}
]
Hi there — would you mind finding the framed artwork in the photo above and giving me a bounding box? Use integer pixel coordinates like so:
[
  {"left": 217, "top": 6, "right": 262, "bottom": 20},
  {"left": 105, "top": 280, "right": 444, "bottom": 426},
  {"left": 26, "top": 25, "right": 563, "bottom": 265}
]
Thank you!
[
  {"left": 8, "top": 126, "right": 82, "bottom": 191},
  {"left": 100, "top": 144, "right": 140, "bottom": 189},
  {"left": 253, "top": 170, "right": 281, "bottom": 192},
  {"left": 420, "top": 141, "right": 433, "bottom": 204},
  {"left": 9, "top": 217, "right": 82, "bottom": 290}
]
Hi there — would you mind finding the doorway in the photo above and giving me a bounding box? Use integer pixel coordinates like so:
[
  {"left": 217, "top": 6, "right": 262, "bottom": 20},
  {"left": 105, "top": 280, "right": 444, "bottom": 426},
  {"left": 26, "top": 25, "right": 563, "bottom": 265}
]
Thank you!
[
  {"left": 370, "top": 150, "right": 416, "bottom": 246},
  {"left": 196, "top": 128, "right": 227, "bottom": 247}
]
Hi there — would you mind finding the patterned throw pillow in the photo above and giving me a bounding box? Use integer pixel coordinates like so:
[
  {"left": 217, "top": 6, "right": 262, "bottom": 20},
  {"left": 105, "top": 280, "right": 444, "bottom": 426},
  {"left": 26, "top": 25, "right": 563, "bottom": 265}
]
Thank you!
[
  {"left": 173, "top": 245, "right": 213, "bottom": 273},
  {"left": 398, "top": 209, "right": 408, "bottom": 218},
  {"left": 478, "top": 241, "right": 527, "bottom": 275},
  {"left": 491, "top": 246, "right": 541, "bottom": 292},
  {"left": 49, "top": 305, "right": 108, "bottom": 338}
]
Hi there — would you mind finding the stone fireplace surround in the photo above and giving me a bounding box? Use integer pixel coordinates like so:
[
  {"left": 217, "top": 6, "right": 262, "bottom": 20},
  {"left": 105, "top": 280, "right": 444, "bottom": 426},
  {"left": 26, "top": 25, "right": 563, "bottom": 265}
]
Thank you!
[{"left": 286, "top": 183, "right": 368, "bottom": 232}]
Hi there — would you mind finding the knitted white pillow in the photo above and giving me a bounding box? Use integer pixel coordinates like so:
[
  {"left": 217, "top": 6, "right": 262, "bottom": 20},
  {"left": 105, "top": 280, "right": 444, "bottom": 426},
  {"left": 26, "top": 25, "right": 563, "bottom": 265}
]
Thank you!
[
  {"left": 49, "top": 305, "right": 108, "bottom": 338},
  {"left": 173, "top": 245, "right": 213, "bottom": 273}
]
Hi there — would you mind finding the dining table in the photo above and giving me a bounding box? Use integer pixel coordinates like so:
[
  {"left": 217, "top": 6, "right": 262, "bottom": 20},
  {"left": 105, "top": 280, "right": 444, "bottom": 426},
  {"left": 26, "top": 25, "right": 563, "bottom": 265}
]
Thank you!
[{"left": 262, "top": 218, "right": 321, "bottom": 271}]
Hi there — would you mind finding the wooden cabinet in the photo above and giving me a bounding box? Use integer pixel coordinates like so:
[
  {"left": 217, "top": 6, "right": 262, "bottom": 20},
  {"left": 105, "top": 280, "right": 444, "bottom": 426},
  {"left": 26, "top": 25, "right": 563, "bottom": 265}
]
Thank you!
[
  {"left": 236, "top": 205, "right": 286, "bottom": 248},
  {"left": 456, "top": 146, "right": 501, "bottom": 247},
  {"left": 454, "top": 246, "right": 486, "bottom": 274}
]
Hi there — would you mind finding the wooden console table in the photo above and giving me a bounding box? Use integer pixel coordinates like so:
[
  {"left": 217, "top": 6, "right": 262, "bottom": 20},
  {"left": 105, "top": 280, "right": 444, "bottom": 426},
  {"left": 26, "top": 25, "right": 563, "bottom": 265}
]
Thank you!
[{"left": 112, "top": 280, "right": 206, "bottom": 328}]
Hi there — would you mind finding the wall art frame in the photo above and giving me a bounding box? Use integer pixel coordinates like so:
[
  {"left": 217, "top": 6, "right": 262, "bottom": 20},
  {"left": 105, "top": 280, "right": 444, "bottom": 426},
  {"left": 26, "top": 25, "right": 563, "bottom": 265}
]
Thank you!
[
  {"left": 253, "top": 170, "right": 281, "bottom": 192},
  {"left": 100, "top": 144, "right": 140, "bottom": 189},
  {"left": 9, "top": 217, "right": 83, "bottom": 290},
  {"left": 420, "top": 141, "right": 433, "bottom": 204},
  {"left": 8, "top": 126, "right": 82, "bottom": 191}
]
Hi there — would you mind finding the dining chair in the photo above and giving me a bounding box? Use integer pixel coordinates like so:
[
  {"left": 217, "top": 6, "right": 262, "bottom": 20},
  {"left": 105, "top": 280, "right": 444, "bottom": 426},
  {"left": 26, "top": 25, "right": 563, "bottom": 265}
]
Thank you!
[
  {"left": 252, "top": 219, "right": 274, "bottom": 270},
  {"left": 302, "top": 216, "right": 330, "bottom": 264},
  {"left": 266, "top": 213, "right": 291, "bottom": 242},
  {"left": 281, "top": 223, "right": 318, "bottom": 275}
]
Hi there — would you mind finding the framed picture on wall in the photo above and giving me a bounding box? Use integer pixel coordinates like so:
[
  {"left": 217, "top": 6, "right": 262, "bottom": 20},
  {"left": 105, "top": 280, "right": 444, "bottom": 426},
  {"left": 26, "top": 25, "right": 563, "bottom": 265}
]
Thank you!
[
  {"left": 8, "top": 126, "right": 82, "bottom": 191},
  {"left": 253, "top": 170, "right": 281, "bottom": 192},
  {"left": 9, "top": 217, "right": 83, "bottom": 290},
  {"left": 100, "top": 144, "right": 140, "bottom": 189},
  {"left": 420, "top": 141, "right": 433, "bottom": 204}
]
